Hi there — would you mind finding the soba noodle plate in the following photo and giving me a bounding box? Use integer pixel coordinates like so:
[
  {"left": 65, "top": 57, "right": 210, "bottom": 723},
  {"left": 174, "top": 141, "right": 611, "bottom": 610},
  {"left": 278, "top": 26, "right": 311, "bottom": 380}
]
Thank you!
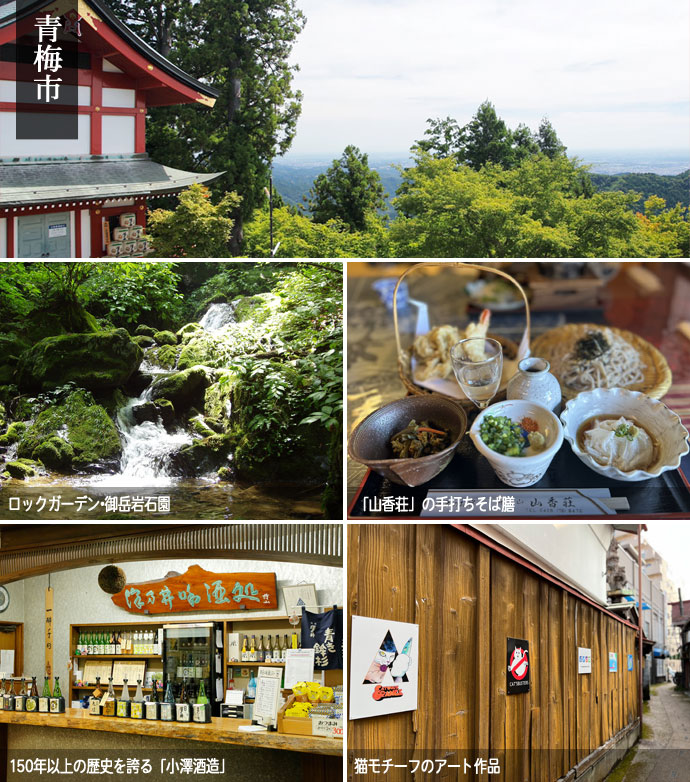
[{"left": 531, "top": 323, "right": 672, "bottom": 400}]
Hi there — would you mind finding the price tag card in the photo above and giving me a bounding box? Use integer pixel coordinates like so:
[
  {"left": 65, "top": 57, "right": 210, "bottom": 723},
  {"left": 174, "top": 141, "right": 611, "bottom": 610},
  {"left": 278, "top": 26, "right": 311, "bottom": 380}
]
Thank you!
[{"left": 312, "top": 716, "right": 343, "bottom": 738}]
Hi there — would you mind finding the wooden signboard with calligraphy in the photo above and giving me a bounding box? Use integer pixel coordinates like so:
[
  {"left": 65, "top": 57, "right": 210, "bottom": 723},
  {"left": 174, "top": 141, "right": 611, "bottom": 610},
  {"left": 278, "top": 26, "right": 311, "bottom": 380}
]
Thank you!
[
  {"left": 111, "top": 566, "right": 278, "bottom": 615},
  {"left": 45, "top": 587, "right": 53, "bottom": 680}
]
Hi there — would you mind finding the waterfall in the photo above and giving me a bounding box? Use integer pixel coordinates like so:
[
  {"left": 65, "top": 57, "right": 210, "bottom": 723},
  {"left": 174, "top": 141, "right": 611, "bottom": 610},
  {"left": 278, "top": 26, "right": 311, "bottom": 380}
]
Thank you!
[
  {"left": 93, "top": 386, "right": 192, "bottom": 487},
  {"left": 199, "top": 302, "right": 236, "bottom": 332}
]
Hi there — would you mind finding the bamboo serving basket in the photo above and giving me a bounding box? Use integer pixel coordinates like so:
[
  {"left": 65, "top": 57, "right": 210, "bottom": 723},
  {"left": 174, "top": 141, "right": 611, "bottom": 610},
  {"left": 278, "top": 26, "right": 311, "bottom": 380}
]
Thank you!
[
  {"left": 393, "top": 262, "right": 531, "bottom": 409},
  {"left": 531, "top": 324, "right": 672, "bottom": 400}
]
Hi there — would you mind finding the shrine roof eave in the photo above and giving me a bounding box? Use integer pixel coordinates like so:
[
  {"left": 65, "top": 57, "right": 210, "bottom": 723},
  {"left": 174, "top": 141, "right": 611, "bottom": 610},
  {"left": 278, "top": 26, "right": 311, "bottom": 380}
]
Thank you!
[
  {"left": 0, "top": 0, "right": 219, "bottom": 107},
  {"left": 0, "top": 154, "right": 224, "bottom": 207}
]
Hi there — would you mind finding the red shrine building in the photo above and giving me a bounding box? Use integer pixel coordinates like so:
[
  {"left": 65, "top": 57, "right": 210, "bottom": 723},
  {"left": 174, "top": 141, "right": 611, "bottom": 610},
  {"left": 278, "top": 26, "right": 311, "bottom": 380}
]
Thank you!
[{"left": 0, "top": 0, "right": 221, "bottom": 257}]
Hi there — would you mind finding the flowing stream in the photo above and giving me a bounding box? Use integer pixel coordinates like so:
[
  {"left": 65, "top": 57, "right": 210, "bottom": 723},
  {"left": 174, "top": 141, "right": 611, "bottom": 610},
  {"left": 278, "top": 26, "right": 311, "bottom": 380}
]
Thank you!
[{"left": 1, "top": 302, "right": 324, "bottom": 518}]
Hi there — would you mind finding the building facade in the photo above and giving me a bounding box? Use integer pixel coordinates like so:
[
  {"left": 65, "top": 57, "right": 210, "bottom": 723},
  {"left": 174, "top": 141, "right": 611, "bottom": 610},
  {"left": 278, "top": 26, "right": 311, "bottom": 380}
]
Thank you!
[{"left": 0, "top": 0, "right": 221, "bottom": 257}]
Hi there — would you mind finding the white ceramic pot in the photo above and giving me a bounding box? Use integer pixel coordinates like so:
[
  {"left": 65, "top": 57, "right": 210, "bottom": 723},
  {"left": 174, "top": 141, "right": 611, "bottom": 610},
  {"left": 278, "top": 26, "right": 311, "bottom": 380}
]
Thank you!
[
  {"left": 560, "top": 387, "right": 689, "bottom": 481},
  {"left": 470, "top": 399, "right": 564, "bottom": 487},
  {"left": 506, "top": 356, "right": 562, "bottom": 412}
]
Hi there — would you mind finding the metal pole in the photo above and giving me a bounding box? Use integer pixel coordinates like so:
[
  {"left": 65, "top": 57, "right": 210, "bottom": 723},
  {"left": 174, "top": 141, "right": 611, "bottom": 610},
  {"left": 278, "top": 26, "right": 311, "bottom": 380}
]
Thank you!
[
  {"left": 269, "top": 172, "right": 273, "bottom": 257},
  {"left": 638, "top": 524, "right": 643, "bottom": 735}
]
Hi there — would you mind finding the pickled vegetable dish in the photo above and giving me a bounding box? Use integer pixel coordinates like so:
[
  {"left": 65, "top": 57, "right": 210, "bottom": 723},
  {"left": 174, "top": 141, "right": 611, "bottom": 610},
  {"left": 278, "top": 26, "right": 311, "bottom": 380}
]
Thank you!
[
  {"left": 479, "top": 415, "right": 546, "bottom": 456},
  {"left": 390, "top": 420, "right": 450, "bottom": 458}
]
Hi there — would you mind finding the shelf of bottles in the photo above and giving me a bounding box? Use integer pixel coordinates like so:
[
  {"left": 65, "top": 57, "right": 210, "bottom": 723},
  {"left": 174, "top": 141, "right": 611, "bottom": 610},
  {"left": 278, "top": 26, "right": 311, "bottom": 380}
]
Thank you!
[
  {"left": 0, "top": 675, "right": 66, "bottom": 714},
  {"left": 73, "top": 628, "right": 162, "bottom": 658},
  {"left": 163, "top": 624, "right": 217, "bottom": 717},
  {"left": 234, "top": 631, "right": 300, "bottom": 665},
  {"left": 84, "top": 675, "right": 212, "bottom": 724}
]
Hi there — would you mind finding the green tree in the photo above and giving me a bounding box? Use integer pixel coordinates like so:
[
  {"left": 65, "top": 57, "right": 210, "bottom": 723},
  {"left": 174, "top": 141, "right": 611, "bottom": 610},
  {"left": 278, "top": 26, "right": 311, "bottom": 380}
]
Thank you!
[
  {"left": 390, "top": 153, "right": 641, "bottom": 258},
  {"left": 307, "top": 145, "right": 386, "bottom": 231},
  {"left": 243, "top": 206, "right": 388, "bottom": 257},
  {"left": 414, "top": 116, "right": 464, "bottom": 160},
  {"left": 146, "top": 184, "right": 240, "bottom": 258},
  {"left": 107, "top": 0, "right": 306, "bottom": 255},
  {"left": 536, "top": 117, "right": 567, "bottom": 158},
  {"left": 460, "top": 100, "right": 515, "bottom": 170}
]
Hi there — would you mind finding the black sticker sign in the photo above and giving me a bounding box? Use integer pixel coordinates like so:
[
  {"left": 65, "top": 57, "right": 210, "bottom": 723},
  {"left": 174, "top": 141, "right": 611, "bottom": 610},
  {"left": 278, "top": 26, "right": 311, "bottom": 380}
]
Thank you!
[{"left": 507, "top": 637, "right": 530, "bottom": 694}]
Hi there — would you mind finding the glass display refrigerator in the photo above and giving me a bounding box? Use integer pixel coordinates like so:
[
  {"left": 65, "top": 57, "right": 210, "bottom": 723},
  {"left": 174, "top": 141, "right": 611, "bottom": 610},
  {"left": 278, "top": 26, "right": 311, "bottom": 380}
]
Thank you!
[{"left": 163, "top": 622, "right": 223, "bottom": 717}]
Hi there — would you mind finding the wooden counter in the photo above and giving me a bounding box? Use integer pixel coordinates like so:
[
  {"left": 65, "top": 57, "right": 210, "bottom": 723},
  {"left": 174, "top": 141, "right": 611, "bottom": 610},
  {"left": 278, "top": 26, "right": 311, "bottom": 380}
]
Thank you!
[{"left": 0, "top": 708, "right": 341, "bottom": 756}]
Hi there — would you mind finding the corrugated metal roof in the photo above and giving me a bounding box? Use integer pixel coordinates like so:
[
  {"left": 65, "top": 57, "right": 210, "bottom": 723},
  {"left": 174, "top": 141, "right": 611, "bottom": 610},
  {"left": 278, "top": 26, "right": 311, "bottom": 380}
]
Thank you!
[{"left": 0, "top": 155, "right": 223, "bottom": 205}]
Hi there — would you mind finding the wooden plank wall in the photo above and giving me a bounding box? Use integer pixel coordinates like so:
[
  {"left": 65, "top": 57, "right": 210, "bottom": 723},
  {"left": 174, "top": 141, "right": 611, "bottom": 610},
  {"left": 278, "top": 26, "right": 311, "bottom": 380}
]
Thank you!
[{"left": 348, "top": 525, "right": 639, "bottom": 782}]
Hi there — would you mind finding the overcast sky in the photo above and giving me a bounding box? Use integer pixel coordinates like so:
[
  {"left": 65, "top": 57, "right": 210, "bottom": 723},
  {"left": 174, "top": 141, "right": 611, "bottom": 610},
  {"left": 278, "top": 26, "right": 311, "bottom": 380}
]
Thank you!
[
  {"left": 286, "top": 0, "right": 690, "bottom": 157},
  {"left": 644, "top": 522, "right": 690, "bottom": 599}
]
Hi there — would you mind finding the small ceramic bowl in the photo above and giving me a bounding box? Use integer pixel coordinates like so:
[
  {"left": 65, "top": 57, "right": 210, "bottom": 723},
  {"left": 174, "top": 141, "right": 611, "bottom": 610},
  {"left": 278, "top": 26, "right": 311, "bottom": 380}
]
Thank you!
[
  {"left": 560, "top": 387, "right": 689, "bottom": 481},
  {"left": 469, "top": 399, "right": 564, "bottom": 487},
  {"left": 348, "top": 396, "right": 467, "bottom": 487}
]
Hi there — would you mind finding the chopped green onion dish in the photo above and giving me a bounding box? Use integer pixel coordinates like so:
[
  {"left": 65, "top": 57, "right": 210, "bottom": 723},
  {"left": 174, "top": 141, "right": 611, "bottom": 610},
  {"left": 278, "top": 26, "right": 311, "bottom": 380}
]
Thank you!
[
  {"left": 614, "top": 423, "right": 638, "bottom": 441},
  {"left": 479, "top": 415, "right": 527, "bottom": 456}
]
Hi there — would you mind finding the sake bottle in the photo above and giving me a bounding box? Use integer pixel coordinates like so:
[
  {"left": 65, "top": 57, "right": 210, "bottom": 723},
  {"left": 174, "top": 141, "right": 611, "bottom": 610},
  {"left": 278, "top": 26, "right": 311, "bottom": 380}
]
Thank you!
[
  {"left": 89, "top": 676, "right": 103, "bottom": 716},
  {"left": 160, "top": 674, "right": 175, "bottom": 722},
  {"left": 50, "top": 676, "right": 65, "bottom": 713},
  {"left": 247, "top": 673, "right": 257, "bottom": 700},
  {"left": 3, "top": 678, "right": 15, "bottom": 711},
  {"left": 14, "top": 676, "right": 27, "bottom": 711},
  {"left": 39, "top": 676, "right": 51, "bottom": 713},
  {"left": 0, "top": 678, "right": 5, "bottom": 711},
  {"left": 102, "top": 677, "right": 117, "bottom": 717},
  {"left": 192, "top": 678, "right": 212, "bottom": 723},
  {"left": 130, "top": 679, "right": 145, "bottom": 719},
  {"left": 115, "top": 631, "right": 122, "bottom": 655},
  {"left": 116, "top": 678, "right": 131, "bottom": 718},
  {"left": 257, "top": 636, "right": 265, "bottom": 663},
  {"left": 265, "top": 635, "right": 273, "bottom": 663},
  {"left": 26, "top": 676, "right": 39, "bottom": 712},
  {"left": 250, "top": 635, "right": 257, "bottom": 662},
  {"left": 145, "top": 680, "right": 160, "bottom": 721},
  {"left": 175, "top": 677, "right": 191, "bottom": 722},
  {"left": 241, "top": 635, "right": 248, "bottom": 662},
  {"left": 283, "top": 634, "right": 290, "bottom": 662}
]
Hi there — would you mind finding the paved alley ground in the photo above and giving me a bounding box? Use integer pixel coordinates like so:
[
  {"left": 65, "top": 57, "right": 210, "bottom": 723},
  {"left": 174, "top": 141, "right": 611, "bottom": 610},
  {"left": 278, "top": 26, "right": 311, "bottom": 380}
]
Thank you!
[{"left": 608, "top": 682, "right": 690, "bottom": 781}]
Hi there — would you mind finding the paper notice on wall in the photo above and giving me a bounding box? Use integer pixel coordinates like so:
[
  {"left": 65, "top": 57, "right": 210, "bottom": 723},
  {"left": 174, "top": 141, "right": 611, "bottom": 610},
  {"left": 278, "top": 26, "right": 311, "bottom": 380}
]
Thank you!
[
  {"left": 48, "top": 223, "right": 67, "bottom": 238},
  {"left": 253, "top": 666, "right": 282, "bottom": 728},
  {"left": 216, "top": 629, "right": 223, "bottom": 648},
  {"left": 283, "top": 649, "right": 315, "bottom": 689},
  {"left": 0, "top": 649, "right": 14, "bottom": 675}
]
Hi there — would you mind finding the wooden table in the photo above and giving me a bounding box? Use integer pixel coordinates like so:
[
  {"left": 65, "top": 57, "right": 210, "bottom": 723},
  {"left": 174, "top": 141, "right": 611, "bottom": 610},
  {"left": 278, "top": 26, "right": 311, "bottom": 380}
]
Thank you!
[{"left": 0, "top": 707, "right": 341, "bottom": 755}]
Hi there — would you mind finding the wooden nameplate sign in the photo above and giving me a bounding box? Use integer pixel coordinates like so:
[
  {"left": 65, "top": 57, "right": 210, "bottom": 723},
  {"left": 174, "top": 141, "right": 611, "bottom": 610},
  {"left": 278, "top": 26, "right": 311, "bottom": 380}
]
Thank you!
[{"left": 111, "top": 566, "right": 278, "bottom": 615}]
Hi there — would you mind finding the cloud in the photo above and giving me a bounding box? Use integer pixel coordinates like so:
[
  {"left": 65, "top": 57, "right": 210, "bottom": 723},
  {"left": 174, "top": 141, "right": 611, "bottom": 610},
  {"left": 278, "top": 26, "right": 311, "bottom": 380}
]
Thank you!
[{"left": 287, "top": 0, "right": 690, "bottom": 155}]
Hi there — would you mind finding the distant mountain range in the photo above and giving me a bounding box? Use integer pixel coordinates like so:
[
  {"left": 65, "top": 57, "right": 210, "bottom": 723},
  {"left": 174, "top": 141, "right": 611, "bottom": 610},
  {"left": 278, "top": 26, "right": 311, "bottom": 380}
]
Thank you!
[{"left": 272, "top": 153, "right": 689, "bottom": 216}]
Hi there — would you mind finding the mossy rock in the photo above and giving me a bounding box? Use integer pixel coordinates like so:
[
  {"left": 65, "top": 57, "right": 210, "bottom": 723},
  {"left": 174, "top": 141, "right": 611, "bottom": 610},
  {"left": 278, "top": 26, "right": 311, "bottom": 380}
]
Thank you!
[
  {"left": 203, "top": 374, "right": 236, "bottom": 431},
  {"left": 169, "top": 433, "right": 232, "bottom": 476},
  {"left": 6, "top": 460, "right": 36, "bottom": 479},
  {"left": 217, "top": 466, "right": 233, "bottom": 482},
  {"left": 16, "top": 329, "right": 143, "bottom": 392},
  {"left": 135, "top": 325, "right": 157, "bottom": 338},
  {"left": 190, "top": 416, "right": 216, "bottom": 438},
  {"left": 177, "top": 333, "right": 221, "bottom": 371},
  {"left": 153, "top": 398, "right": 175, "bottom": 427},
  {"left": 17, "top": 389, "right": 121, "bottom": 471},
  {"left": 132, "top": 335, "right": 155, "bottom": 348},
  {"left": 234, "top": 293, "right": 281, "bottom": 324},
  {"left": 0, "top": 401, "right": 5, "bottom": 430},
  {"left": 150, "top": 366, "right": 213, "bottom": 413},
  {"left": 0, "top": 421, "right": 27, "bottom": 446},
  {"left": 33, "top": 436, "right": 75, "bottom": 471},
  {"left": 152, "top": 344, "right": 179, "bottom": 370},
  {"left": 153, "top": 330, "right": 178, "bottom": 346},
  {"left": 177, "top": 323, "right": 203, "bottom": 343}
]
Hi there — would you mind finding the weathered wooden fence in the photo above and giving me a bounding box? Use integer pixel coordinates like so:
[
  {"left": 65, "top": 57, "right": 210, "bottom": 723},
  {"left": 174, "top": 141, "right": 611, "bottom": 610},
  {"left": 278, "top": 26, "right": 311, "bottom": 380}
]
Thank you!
[{"left": 348, "top": 524, "right": 639, "bottom": 781}]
